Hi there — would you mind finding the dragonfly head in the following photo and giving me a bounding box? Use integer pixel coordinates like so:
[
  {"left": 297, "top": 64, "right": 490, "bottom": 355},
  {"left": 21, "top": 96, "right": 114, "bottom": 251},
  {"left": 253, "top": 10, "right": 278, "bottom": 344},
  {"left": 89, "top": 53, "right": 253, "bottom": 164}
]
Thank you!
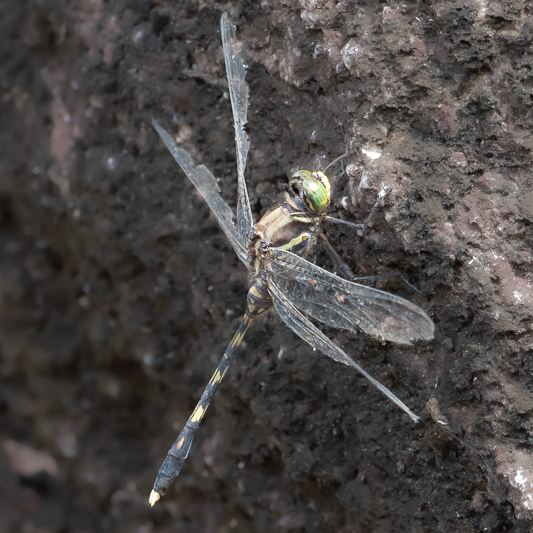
[{"left": 290, "top": 170, "right": 331, "bottom": 214}]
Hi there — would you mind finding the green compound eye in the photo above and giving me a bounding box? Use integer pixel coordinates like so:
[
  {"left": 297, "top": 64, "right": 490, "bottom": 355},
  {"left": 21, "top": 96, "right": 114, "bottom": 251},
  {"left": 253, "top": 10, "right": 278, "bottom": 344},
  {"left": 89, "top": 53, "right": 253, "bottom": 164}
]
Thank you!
[
  {"left": 302, "top": 176, "right": 328, "bottom": 213},
  {"left": 291, "top": 170, "right": 312, "bottom": 180},
  {"left": 290, "top": 170, "right": 330, "bottom": 214}
]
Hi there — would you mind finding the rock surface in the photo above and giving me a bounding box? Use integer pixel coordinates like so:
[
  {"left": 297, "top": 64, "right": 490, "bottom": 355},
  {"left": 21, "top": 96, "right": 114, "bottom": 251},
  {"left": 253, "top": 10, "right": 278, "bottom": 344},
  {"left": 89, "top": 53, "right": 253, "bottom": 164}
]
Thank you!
[{"left": 1, "top": 0, "right": 533, "bottom": 531}]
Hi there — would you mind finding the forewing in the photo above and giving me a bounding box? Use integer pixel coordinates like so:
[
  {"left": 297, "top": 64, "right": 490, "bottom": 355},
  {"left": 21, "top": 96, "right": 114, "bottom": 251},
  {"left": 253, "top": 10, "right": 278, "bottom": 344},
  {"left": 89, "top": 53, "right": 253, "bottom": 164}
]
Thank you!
[
  {"left": 268, "top": 279, "right": 419, "bottom": 422},
  {"left": 220, "top": 13, "right": 254, "bottom": 245},
  {"left": 265, "top": 248, "right": 434, "bottom": 345},
  {"left": 153, "top": 121, "right": 248, "bottom": 265}
]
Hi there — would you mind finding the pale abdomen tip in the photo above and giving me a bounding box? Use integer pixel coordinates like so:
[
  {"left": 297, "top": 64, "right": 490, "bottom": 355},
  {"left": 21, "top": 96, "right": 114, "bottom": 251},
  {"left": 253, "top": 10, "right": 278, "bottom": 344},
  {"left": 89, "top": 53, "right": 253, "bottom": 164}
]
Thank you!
[{"left": 149, "top": 489, "right": 161, "bottom": 507}]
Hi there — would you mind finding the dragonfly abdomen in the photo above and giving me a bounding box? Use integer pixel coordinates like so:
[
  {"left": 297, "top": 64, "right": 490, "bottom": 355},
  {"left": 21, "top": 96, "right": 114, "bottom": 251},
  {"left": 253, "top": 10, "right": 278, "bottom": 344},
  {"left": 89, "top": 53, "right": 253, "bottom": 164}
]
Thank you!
[{"left": 149, "top": 281, "right": 272, "bottom": 504}]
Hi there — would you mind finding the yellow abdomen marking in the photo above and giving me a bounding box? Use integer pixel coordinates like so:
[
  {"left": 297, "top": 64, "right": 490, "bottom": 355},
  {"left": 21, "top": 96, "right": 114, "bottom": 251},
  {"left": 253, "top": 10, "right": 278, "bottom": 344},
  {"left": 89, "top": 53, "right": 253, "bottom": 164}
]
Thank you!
[
  {"left": 278, "top": 233, "right": 309, "bottom": 251},
  {"left": 210, "top": 369, "right": 222, "bottom": 385},
  {"left": 191, "top": 405, "right": 206, "bottom": 423}
]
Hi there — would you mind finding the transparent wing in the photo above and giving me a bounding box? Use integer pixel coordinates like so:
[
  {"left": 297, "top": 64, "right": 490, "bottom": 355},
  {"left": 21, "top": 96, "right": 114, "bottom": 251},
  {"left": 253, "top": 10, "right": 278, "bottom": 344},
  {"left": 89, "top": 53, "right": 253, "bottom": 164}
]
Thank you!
[
  {"left": 221, "top": 13, "right": 254, "bottom": 245},
  {"left": 153, "top": 121, "right": 248, "bottom": 265},
  {"left": 265, "top": 248, "right": 434, "bottom": 345},
  {"left": 268, "top": 278, "right": 419, "bottom": 422}
]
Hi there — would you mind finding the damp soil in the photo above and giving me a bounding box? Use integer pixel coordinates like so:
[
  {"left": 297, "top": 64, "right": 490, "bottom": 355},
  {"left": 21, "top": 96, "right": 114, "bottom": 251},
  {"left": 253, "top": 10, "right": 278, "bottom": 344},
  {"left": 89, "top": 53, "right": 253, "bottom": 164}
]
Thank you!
[{"left": 1, "top": 1, "right": 533, "bottom": 532}]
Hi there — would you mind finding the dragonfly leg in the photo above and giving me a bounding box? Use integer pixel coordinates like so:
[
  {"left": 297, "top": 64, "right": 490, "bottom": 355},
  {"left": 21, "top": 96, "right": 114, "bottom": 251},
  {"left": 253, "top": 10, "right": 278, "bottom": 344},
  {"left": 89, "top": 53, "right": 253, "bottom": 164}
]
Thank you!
[
  {"left": 323, "top": 138, "right": 351, "bottom": 175},
  {"left": 324, "top": 183, "right": 393, "bottom": 233},
  {"left": 318, "top": 232, "right": 356, "bottom": 280},
  {"left": 149, "top": 282, "right": 272, "bottom": 506},
  {"left": 358, "top": 184, "right": 392, "bottom": 233},
  {"left": 323, "top": 216, "right": 364, "bottom": 230},
  {"left": 350, "top": 272, "right": 422, "bottom": 293},
  {"left": 319, "top": 233, "right": 421, "bottom": 292},
  {"left": 323, "top": 151, "right": 348, "bottom": 173}
]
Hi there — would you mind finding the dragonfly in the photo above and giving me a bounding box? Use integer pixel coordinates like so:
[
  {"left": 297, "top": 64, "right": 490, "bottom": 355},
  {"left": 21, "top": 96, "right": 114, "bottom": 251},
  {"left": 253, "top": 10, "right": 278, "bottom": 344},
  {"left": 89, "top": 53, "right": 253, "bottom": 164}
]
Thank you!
[{"left": 149, "top": 13, "right": 434, "bottom": 506}]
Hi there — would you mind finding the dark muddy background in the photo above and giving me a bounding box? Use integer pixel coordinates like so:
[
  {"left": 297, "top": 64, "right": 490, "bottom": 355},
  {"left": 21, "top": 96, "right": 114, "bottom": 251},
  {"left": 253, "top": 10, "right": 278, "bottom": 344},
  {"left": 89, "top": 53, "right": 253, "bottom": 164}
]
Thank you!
[{"left": 1, "top": 0, "right": 533, "bottom": 531}]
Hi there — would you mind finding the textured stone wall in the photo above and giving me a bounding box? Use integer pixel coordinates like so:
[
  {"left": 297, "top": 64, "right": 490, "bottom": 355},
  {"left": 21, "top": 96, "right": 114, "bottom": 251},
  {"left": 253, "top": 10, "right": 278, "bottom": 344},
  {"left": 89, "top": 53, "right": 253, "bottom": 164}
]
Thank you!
[{"left": 1, "top": 0, "right": 533, "bottom": 531}]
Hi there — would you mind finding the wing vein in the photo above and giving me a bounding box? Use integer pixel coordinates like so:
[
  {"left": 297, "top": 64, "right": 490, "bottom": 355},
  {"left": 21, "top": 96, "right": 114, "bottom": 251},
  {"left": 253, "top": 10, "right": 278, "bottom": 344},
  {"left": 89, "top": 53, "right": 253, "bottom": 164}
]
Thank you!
[
  {"left": 268, "top": 278, "right": 420, "bottom": 422},
  {"left": 153, "top": 121, "right": 248, "bottom": 264},
  {"left": 265, "top": 248, "right": 434, "bottom": 344},
  {"left": 221, "top": 13, "right": 254, "bottom": 245}
]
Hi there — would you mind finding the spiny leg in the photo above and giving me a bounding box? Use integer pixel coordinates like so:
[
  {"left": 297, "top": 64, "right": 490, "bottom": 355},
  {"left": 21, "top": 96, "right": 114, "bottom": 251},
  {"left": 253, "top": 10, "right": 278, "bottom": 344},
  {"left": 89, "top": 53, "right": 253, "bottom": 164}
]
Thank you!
[
  {"left": 323, "top": 152, "right": 348, "bottom": 173},
  {"left": 319, "top": 232, "right": 356, "bottom": 280},
  {"left": 323, "top": 138, "right": 352, "bottom": 176},
  {"left": 149, "top": 282, "right": 272, "bottom": 506},
  {"left": 320, "top": 232, "right": 421, "bottom": 292},
  {"left": 324, "top": 184, "right": 393, "bottom": 233},
  {"left": 321, "top": 216, "right": 422, "bottom": 293},
  {"left": 323, "top": 216, "right": 364, "bottom": 230}
]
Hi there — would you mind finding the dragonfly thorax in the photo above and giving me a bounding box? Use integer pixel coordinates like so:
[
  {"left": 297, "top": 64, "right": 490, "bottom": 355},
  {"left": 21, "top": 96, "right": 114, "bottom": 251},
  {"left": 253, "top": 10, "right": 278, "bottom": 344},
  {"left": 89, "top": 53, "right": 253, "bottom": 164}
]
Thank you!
[
  {"left": 254, "top": 202, "right": 316, "bottom": 258},
  {"left": 290, "top": 170, "right": 331, "bottom": 214}
]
